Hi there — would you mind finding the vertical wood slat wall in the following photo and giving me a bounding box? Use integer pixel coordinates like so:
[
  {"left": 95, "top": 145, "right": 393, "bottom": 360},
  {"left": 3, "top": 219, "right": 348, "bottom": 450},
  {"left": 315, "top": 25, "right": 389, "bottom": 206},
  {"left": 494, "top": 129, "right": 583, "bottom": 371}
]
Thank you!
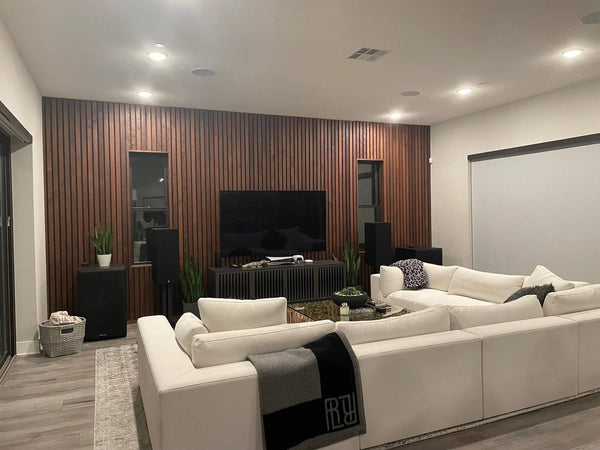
[{"left": 43, "top": 97, "right": 431, "bottom": 320}]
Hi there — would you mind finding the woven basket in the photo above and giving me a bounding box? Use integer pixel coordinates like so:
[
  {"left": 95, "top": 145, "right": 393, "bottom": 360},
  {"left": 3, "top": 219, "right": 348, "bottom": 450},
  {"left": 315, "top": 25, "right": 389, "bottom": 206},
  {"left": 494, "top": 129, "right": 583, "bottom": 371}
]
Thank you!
[{"left": 39, "top": 318, "right": 86, "bottom": 357}]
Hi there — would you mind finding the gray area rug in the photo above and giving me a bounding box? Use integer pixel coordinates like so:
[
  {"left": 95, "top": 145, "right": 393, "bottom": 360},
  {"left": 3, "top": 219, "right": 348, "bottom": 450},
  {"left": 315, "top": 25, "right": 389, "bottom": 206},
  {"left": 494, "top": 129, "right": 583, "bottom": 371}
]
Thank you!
[{"left": 95, "top": 344, "right": 152, "bottom": 449}]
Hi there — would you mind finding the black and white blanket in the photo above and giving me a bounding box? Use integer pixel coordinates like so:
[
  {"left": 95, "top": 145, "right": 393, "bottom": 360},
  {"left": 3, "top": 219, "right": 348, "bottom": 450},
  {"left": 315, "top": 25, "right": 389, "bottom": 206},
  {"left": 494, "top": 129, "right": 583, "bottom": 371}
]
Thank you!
[{"left": 248, "top": 332, "right": 366, "bottom": 450}]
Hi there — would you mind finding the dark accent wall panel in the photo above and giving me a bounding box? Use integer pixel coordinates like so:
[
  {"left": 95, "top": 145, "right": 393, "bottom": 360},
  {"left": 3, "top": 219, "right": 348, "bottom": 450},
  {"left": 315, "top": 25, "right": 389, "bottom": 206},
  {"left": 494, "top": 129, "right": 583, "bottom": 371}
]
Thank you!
[{"left": 43, "top": 97, "right": 430, "bottom": 319}]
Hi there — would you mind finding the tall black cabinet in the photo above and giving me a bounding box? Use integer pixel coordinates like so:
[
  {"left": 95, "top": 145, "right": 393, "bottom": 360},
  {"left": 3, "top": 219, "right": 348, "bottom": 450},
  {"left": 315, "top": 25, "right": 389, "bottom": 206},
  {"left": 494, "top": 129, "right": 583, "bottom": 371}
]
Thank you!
[{"left": 77, "top": 264, "right": 127, "bottom": 341}]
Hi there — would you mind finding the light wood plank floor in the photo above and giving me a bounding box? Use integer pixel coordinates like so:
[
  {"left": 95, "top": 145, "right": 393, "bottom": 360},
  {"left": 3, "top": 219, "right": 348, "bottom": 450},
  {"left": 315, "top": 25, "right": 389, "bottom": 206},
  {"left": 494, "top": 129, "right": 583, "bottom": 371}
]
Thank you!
[
  {"left": 0, "top": 325, "right": 137, "bottom": 449},
  {"left": 2, "top": 324, "right": 600, "bottom": 449}
]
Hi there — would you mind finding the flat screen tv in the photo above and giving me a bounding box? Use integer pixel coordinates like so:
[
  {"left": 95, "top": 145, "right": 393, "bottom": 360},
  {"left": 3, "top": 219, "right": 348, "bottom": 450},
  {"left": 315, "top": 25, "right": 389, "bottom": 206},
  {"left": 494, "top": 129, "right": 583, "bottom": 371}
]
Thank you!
[{"left": 220, "top": 190, "right": 326, "bottom": 257}]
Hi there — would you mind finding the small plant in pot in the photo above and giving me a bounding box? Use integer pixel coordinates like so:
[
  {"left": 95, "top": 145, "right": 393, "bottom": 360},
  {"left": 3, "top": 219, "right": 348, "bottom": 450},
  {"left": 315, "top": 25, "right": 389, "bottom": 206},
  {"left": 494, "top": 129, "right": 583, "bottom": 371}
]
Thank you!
[
  {"left": 89, "top": 224, "right": 114, "bottom": 267},
  {"left": 343, "top": 241, "right": 362, "bottom": 290},
  {"left": 332, "top": 286, "right": 368, "bottom": 309},
  {"left": 180, "top": 256, "right": 203, "bottom": 317}
]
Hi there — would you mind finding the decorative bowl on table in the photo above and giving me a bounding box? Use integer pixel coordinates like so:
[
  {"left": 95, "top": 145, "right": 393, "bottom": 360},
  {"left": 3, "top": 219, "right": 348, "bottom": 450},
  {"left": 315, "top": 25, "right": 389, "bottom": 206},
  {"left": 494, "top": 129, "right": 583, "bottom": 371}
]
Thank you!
[{"left": 332, "top": 287, "right": 368, "bottom": 308}]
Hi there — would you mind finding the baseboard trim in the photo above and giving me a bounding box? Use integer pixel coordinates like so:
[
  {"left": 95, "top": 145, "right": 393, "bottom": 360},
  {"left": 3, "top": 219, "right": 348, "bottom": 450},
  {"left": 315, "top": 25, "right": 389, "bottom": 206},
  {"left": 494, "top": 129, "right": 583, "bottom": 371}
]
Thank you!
[
  {"left": 368, "top": 387, "right": 600, "bottom": 449},
  {"left": 16, "top": 339, "right": 39, "bottom": 355}
]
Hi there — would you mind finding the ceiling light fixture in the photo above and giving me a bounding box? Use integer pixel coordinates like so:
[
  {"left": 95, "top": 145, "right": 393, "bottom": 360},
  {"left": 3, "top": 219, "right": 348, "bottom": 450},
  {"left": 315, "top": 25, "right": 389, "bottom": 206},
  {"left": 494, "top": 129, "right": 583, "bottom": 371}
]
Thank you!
[
  {"left": 561, "top": 48, "right": 583, "bottom": 58},
  {"left": 581, "top": 11, "right": 600, "bottom": 24},
  {"left": 191, "top": 68, "right": 216, "bottom": 77},
  {"left": 137, "top": 90, "right": 153, "bottom": 98},
  {"left": 147, "top": 51, "right": 168, "bottom": 61},
  {"left": 401, "top": 90, "right": 421, "bottom": 97},
  {"left": 456, "top": 88, "right": 472, "bottom": 96},
  {"left": 153, "top": 43, "right": 166, "bottom": 48},
  {"left": 389, "top": 112, "right": 402, "bottom": 120}
]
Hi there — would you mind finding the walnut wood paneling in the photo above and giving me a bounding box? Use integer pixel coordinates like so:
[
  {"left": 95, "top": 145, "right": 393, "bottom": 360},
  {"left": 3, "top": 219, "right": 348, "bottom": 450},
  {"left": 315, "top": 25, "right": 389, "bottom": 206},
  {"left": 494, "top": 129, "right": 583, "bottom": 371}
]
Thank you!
[{"left": 43, "top": 97, "right": 430, "bottom": 319}]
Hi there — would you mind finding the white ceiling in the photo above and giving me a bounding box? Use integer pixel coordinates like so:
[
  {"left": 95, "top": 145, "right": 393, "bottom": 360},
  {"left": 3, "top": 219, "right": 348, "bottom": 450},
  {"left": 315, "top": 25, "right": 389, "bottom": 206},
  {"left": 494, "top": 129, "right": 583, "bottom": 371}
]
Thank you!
[{"left": 1, "top": 0, "right": 599, "bottom": 125}]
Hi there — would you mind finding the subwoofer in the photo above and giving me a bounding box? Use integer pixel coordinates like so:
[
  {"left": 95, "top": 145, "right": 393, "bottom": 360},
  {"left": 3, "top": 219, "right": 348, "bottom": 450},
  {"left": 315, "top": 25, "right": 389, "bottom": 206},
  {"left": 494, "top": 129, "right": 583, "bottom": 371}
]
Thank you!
[
  {"left": 77, "top": 264, "right": 127, "bottom": 341},
  {"left": 147, "top": 228, "right": 180, "bottom": 284},
  {"left": 364, "top": 222, "right": 392, "bottom": 273}
]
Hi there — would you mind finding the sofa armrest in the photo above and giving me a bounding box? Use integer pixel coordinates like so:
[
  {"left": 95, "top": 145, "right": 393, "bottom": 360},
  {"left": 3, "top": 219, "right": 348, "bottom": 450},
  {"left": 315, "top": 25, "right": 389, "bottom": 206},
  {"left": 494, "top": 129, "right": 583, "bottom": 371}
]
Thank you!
[
  {"left": 543, "top": 284, "right": 600, "bottom": 316},
  {"left": 464, "top": 317, "right": 578, "bottom": 418},
  {"left": 352, "top": 330, "right": 482, "bottom": 447},
  {"left": 137, "top": 315, "right": 263, "bottom": 450},
  {"left": 370, "top": 273, "right": 381, "bottom": 300}
]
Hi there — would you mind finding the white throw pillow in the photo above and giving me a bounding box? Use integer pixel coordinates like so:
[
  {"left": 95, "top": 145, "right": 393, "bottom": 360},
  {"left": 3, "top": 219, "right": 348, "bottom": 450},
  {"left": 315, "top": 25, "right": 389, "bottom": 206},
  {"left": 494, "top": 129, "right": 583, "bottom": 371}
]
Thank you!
[
  {"left": 543, "top": 284, "right": 600, "bottom": 316},
  {"left": 448, "top": 267, "right": 525, "bottom": 304},
  {"left": 336, "top": 305, "right": 450, "bottom": 345},
  {"left": 523, "top": 265, "right": 575, "bottom": 291},
  {"left": 448, "top": 295, "right": 542, "bottom": 330},
  {"left": 379, "top": 265, "right": 405, "bottom": 297},
  {"left": 174, "top": 312, "right": 208, "bottom": 356},
  {"left": 423, "top": 263, "right": 459, "bottom": 292},
  {"left": 191, "top": 320, "right": 335, "bottom": 368},
  {"left": 197, "top": 297, "right": 287, "bottom": 332}
]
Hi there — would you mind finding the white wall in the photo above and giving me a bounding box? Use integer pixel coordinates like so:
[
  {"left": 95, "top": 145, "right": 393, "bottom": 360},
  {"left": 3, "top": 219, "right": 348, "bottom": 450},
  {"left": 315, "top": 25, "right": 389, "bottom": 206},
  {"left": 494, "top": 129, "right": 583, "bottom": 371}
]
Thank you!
[
  {"left": 431, "top": 76, "right": 600, "bottom": 270},
  {"left": 0, "top": 18, "right": 46, "bottom": 354}
]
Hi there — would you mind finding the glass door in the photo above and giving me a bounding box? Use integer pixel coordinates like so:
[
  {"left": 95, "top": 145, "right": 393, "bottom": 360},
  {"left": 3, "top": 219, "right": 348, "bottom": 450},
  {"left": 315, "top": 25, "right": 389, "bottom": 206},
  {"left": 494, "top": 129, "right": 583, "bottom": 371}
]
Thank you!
[{"left": 0, "top": 131, "right": 15, "bottom": 377}]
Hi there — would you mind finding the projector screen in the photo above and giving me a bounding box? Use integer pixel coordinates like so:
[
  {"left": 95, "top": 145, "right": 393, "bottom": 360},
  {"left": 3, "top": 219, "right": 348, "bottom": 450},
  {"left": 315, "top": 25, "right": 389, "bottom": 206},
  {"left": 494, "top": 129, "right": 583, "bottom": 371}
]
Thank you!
[{"left": 471, "top": 139, "right": 600, "bottom": 283}]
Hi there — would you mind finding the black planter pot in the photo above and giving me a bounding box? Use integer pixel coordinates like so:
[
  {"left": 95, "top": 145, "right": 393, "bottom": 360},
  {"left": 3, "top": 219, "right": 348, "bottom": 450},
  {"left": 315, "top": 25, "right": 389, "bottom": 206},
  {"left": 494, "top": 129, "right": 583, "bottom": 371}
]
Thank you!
[
  {"left": 332, "top": 291, "right": 368, "bottom": 308},
  {"left": 182, "top": 301, "right": 199, "bottom": 318}
]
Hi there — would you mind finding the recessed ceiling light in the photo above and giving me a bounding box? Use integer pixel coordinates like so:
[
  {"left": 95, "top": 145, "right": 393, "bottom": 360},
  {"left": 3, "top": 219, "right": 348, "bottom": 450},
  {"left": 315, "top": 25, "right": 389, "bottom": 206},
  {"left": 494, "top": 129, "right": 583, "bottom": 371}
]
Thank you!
[
  {"left": 581, "top": 11, "right": 600, "bottom": 24},
  {"left": 191, "top": 68, "right": 216, "bottom": 77},
  {"left": 456, "top": 88, "right": 472, "bottom": 96},
  {"left": 137, "top": 90, "right": 153, "bottom": 98},
  {"left": 389, "top": 112, "right": 402, "bottom": 120},
  {"left": 561, "top": 48, "right": 583, "bottom": 59},
  {"left": 147, "top": 51, "right": 168, "bottom": 61},
  {"left": 153, "top": 43, "right": 166, "bottom": 48},
  {"left": 401, "top": 90, "right": 421, "bottom": 97}
]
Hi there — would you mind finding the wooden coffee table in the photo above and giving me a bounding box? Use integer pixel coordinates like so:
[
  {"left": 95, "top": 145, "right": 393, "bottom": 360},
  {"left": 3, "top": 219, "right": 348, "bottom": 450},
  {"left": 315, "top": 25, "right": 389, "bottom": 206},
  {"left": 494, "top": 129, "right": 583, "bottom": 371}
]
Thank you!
[{"left": 287, "top": 299, "right": 406, "bottom": 323}]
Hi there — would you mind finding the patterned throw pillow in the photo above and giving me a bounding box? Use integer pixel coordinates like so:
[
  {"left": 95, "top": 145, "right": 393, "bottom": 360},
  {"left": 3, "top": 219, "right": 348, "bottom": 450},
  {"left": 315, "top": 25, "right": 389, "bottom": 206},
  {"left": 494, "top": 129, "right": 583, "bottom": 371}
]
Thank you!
[
  {"left": 505, "top": 284, "right": 555, "bottom": 306},
  {"left": 391, "top": 258, "right": 428, "bottom": 290}
]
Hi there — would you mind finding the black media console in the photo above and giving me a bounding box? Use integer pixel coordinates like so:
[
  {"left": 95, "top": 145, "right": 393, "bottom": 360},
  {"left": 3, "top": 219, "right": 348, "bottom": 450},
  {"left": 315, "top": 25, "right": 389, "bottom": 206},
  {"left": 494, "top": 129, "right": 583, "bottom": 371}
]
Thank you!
[{"left": 207, "top": 261, "right": 346, "bottom": 302}]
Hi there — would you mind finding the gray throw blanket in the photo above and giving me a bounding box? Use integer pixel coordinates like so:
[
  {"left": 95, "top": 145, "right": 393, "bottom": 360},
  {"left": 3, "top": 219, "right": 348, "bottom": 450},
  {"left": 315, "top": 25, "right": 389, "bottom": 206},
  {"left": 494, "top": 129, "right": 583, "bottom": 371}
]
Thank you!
[{"left": 248, "top": 331, "right": 366, "bottom": 450}]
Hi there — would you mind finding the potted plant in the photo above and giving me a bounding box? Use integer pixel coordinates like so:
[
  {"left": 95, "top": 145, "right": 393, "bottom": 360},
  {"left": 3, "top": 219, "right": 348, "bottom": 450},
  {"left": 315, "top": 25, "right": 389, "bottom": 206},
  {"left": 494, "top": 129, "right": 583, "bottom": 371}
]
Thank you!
[
  {"left": 89, "top": 224, "right": 114, "bottom": 267},
  {"left": 343, "top": 241, "right": 362, "bottom": 290},
  {"left": 180, "top": 256, "right": 203, "bottom": 316},
  {"left": 332, "top": 286, "right": 368, "bottom": 308}
]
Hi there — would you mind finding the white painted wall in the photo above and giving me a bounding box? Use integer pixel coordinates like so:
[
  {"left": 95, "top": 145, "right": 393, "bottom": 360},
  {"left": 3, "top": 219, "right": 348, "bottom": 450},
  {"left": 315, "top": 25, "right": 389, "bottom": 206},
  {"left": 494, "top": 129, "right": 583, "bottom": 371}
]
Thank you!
[
  {"left": 431, "top": 76, "right": 600, "bottom": 269},
  {"left": 0, "top": 18, "right": 46, "bottom": 354}
]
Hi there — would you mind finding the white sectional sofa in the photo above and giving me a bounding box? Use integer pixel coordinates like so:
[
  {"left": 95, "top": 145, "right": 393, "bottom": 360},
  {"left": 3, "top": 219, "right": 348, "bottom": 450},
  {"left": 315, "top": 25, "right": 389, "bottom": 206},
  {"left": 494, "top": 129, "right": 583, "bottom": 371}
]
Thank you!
[{"left": 137, "top": 265, "right": 600, "bottom": 450}]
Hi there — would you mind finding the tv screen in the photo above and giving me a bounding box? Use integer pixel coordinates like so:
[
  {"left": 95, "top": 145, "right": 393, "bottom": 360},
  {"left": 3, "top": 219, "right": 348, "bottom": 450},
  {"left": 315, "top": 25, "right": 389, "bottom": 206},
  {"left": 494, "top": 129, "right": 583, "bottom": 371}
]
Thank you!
[{"left": 220, "top": 190, "right": 327, "bottom": 257}]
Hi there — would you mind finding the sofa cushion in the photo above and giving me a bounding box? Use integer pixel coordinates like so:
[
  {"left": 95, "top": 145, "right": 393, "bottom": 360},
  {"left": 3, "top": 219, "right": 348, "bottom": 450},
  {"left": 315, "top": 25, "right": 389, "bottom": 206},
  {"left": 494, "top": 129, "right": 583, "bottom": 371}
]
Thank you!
[
  {"left": 448, "top": 267, "right": 525, "bottom": 304},
  {"left": 197, "top": 297, "right": 287, "bottom": 332},
  {"left": 392, "top": 258, "right": 428, "bottom": 289},
  {"left": 448, "top": 295, "right": 542, "bottom": 330},
  {"left": 380, "top": 265, "right": 405, "bottom": 297},
  {"left": 412, "top": 294, "right": 491, "bottom": 310},
  {"left": 523, "top": 265, "right": 575, "bottom": 292},
  {"left": 174, "top": 312, "right": 208, "bottom": 356},
  {"left": 423, "top": 263, "right": 458, "bottom": 292},
  {"left": 191, "top": 320, "right": 335, "bottom": 368},
  {"left": 385, "top": 289, "right": 448, "bottom": 311},
  {"left": 543, "top": 284, "right": 600, "bottom": 316},
  {"left": 505, "top": 284, "right": 555, "bottom": 305},
  {"left": 336, "top": 305, "right": 450, "bottom": 345}
]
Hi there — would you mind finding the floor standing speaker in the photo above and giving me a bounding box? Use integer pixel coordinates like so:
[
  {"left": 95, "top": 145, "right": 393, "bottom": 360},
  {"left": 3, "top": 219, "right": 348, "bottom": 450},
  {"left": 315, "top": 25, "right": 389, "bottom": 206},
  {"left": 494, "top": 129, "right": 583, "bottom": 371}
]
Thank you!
[
  {"left": 146, "top": 228, "right": 179, "bottom": 284},
  {"left": 395, "top": 246, "right": 443, "bottom": 265},
  {"left": 364, "top": 222, "right": 393, "bottom": 273},
  {"left": 77, "top": 264, "right": 127, "bottom": 341}
]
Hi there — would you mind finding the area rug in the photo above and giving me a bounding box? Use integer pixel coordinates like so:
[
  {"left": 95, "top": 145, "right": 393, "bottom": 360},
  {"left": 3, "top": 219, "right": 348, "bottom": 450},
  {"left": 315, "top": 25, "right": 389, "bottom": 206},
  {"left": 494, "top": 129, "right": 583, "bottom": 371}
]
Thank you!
[{"left": 94, "top": 344, "right": 152, "bottom": 449}]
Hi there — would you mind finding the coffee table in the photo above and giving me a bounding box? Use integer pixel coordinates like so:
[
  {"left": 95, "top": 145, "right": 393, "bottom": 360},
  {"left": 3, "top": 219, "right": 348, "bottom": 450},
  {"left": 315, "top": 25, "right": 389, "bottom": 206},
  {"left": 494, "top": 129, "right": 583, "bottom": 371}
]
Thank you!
[{"left": 287, "top": 299, "right": 406, "bottom": 323}]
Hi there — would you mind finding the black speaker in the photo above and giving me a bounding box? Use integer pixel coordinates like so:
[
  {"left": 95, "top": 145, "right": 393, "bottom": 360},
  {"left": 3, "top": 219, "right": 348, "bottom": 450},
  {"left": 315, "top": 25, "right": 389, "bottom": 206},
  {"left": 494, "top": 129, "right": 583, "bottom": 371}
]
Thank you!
[
  {"left": 147, "top": 228, "right": 179, "bottom": 284},
  {"left": 214, "top": 251, "right": 221, "bottom": 268},
  {"left": 395, "top": 246, "right": 443, "bottom": 265},
  {"left": 364, "top": 222, "right": 392, "bottom": 273},
  {"left": 77, "top": 264, "right": 127, "bottom": 341}
]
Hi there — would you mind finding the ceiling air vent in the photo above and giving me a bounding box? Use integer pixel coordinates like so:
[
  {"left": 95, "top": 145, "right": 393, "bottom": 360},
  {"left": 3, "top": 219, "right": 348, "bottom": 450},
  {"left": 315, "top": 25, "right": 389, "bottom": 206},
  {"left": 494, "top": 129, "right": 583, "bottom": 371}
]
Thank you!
[{"left": 347, "top": 47, "right": 389, "bottom": 62}]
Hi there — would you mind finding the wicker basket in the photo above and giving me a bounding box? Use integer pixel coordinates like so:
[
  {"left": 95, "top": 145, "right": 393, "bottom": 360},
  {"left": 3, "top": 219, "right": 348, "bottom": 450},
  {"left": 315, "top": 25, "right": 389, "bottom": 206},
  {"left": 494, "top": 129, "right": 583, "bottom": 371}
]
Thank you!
[{"left": 39, "top": 318, "right": 86, "bottom": 357}]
